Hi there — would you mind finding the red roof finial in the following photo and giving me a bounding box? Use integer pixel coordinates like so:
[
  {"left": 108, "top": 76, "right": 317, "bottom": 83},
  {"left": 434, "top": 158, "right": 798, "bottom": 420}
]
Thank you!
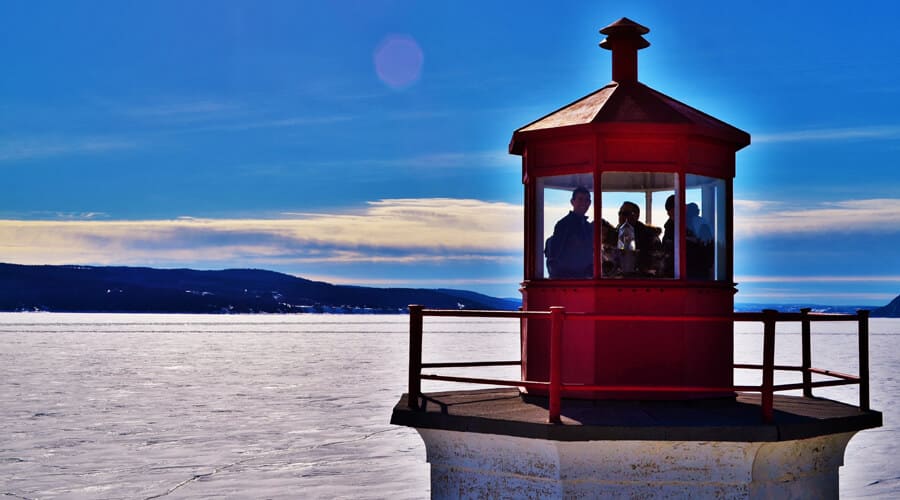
[{"left": 599, "top": 18, "right": 650, "bottom": 83}]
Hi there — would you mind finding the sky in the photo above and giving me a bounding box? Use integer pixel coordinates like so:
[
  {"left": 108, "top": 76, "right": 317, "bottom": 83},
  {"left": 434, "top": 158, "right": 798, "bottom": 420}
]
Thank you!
[{"left": 2, "top": 1, "right": 899, "bottom": 305}]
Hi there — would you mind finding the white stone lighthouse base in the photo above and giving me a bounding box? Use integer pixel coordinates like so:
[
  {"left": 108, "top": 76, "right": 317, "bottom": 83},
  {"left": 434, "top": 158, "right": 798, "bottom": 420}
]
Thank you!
[{"left": 417, "top": 428, "right": 857, "bottom": 499}]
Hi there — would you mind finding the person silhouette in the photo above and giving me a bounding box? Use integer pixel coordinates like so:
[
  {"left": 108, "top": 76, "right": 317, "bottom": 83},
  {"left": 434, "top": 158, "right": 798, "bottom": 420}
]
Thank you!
[
  {"left": 616, "top": 201, "right": 661, "bottom": 275},
  {"left": 545, "top": 187, "right": 593, "bottom": 278},
  {"left": 686, "top": 202, "right": 713, "bottom": 279}
]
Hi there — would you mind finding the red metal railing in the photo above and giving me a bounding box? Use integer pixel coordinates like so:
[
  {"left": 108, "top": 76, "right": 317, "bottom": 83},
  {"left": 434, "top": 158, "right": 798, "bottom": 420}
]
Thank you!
[{"left": 406, "top": 305, "right": 871, "bottom": 424}]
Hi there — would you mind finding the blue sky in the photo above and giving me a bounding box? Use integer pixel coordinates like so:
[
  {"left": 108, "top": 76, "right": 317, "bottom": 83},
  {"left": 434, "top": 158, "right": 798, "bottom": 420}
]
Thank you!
[{"left": 2, "top": 1, "right": 899, "bottom": 305}]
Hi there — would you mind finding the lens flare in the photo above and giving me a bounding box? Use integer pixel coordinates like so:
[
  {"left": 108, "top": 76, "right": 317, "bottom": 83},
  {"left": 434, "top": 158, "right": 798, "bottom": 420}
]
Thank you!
[{"left": 373, "top": 34, "right": 424, "bottom": 89}]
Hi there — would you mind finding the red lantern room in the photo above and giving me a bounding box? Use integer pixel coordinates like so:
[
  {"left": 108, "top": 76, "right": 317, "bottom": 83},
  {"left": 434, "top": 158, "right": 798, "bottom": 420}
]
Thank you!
[{"left": 509, "top": 18, "right": 750, "bottom": 398}]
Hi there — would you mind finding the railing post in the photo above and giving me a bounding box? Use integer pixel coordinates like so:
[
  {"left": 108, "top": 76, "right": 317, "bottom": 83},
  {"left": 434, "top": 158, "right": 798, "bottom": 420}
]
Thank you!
[
  {"left": 408, "top": 304, "right": 424, "bottom": 409},
  {"left": 519, "top": 306, "right": 525, "bottom": 380},
  {"left": 858, "top": 309, "right": 870, "bottom": 411},
  {"left": 548, "top": 306, "right": 565, "bottom": 424},
  {"left": 800, "top": 308, "right": 812, "bottom": 397},
  {"left": 761, "top": 309, "right": 777, "bottom": 423}
]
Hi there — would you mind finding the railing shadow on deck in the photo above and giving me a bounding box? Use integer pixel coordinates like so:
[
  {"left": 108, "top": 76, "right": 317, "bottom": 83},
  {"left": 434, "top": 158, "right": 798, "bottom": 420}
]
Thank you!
[{"left": 405, "top": 305, "right": 870, "bottom": 424}]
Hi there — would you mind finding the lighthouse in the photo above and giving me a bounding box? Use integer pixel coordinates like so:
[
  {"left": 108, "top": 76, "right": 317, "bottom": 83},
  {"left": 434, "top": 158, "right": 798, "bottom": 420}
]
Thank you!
[{"left": 392, "top": 18, "right": 881, "bottom": 498}]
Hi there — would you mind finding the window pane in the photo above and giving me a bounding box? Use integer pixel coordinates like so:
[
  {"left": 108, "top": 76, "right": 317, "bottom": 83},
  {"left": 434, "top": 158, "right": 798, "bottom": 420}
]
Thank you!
[
  {"left": 685, "top": 174, "right": 727, "bottom": 281},
  {"left": 539, "top": 174, "right": 594, "bottom": 279},
  {"left": 656, "top": 190, "right": 678, "bottom": 278},
  {"left": 600, "top": 172, "right": 673, "bottom": 279}
]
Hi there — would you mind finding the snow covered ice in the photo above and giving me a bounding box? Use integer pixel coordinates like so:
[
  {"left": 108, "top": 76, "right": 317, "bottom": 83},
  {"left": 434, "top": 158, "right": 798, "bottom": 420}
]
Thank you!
[{"left": 1, "top": 313, "right": 897, "bottom": 498}]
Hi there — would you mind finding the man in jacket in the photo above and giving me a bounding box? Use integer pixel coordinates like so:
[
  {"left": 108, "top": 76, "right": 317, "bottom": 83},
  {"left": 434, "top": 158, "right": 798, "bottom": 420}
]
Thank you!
[{"left": 545, "top": 187, "right": 594, "bottom": 278}]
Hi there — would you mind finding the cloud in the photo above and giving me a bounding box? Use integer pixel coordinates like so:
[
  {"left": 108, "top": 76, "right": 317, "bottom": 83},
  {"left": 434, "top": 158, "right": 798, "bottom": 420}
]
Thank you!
[
  {"left": 298, "top": 150, "right": 518, "bottom": 170},
  {"left": 392, "top": 151, "right": 518, "bottom": 169},
  {"left": 5, "top": 211, "right": 111, "bottom": 220},
  {"left": 266, "top": 252, "right": 519, "bottom": 265},
  {"left": 736, "top": 275, "right": 900, "bottom": 283},
  {"left": 735, "top": 290, "right": 895, "bottom": 302},
  {"left": 300, "top": 274, "right": 521, "bottom": 287},
  {"left": 734, "top": 198, "right": 900, "bottom": 237},
  {"left": 733, "top": 199, "right": 780, "bottom": 212},
  {"left": 119, "top": 97, "right": 353, "bottom": 132},
  {"left": 754, "top": 125, "right": 900, "bottom": 144},
  {"left": 281, "top": 198, "right": 522, "bottom": 251},
  {"left": 0, "top": 198, "right": 521, "bottom": 268},
  {"left": 186, "top": 115, "right": 354, "bottom": 133},
  {"left": 124, "top": 100, "right": 240, "bottom": 119},
  {"left": 0, "top": 137, "right": 139, "bottom": 162}
]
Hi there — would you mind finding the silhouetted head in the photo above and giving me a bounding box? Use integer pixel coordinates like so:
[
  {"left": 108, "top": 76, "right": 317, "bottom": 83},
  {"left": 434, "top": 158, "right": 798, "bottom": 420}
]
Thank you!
[
  {"left": 571, "top": 187, "right": 591, "bottom": 216},
  {"left": 619, "top": 201, "right": 640, "bottom": 225},
  {"left": 665, "top": 194, "right": 675, "bottom": 215},
  {"left": 687, "top": 202, "right": 700, "bottom": 219}
]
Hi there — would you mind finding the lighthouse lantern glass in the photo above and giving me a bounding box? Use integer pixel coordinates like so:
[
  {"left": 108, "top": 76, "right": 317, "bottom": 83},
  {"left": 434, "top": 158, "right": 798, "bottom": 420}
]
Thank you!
[
  {"left": 600, "top": 171, "right": 676, "bottom": 279},
  {"left": 537, "top": 173, "right": 594, "bottom": 280},
  {"left": 685, "top": 174, "right": 728, "bottom": 281}
]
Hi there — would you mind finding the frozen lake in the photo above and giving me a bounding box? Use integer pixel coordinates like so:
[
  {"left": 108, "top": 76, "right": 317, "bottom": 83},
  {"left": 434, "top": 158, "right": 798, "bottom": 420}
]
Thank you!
[{"left": 1, "top": 313, "right": 897, "bottom": 499}]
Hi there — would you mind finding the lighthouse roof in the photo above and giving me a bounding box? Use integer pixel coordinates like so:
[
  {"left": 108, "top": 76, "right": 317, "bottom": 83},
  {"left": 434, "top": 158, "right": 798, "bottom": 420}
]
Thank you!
[{"left": 509, "top": 80, "right": 750, "bottom": 154}]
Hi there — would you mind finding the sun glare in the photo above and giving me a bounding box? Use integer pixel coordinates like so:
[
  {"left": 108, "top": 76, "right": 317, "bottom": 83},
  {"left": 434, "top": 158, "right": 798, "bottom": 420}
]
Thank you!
[{"left": 373, "top": 34, "right": 424, "bottom": 90}]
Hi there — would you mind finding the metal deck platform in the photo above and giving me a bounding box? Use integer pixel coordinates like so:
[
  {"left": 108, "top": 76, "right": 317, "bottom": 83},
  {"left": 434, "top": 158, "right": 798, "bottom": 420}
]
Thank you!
[{"left": 392, "top": 388, "right": 882, "bottom": 442}]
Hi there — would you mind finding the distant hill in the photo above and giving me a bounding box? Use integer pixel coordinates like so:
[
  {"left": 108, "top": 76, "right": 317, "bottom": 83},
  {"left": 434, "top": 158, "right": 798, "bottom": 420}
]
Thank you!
[
  {"left": 734, "top": 302, "right": 883, "bottom": 315},
  {"left": 0, "top": 263, "right": 521, "bottom": 314},
  {"left": 735, "top": 299, "right": 900, "bottom": 317},
  {"left": 2, "top": 262, "right": 894, "bottom": 316},
  {"left": 872, "top": 295, "right": 900, "bottom": 318}
]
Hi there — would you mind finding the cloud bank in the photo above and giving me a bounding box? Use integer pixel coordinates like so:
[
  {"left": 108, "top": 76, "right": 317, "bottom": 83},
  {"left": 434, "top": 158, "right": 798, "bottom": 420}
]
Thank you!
[
  {"left": 733, "top": 198, "right": 900, "bottom": 237},
  {"left": 0, "top": 198, "right": 521, "bottom": 268}
]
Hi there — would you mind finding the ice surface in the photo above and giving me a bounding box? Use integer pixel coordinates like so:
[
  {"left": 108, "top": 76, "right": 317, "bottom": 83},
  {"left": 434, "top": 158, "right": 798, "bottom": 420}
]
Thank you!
[{"left": 0, "top": 313, "right": 897, "bottom": 499}]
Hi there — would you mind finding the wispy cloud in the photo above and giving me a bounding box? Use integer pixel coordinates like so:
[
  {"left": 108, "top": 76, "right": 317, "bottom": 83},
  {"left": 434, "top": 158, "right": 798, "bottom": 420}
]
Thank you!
[
  {"left": 396, "top": 151, "right": 519, "bottom": 169},
  {"left": 0, "top": 211, "right": 112, "bottom": 220},
  {"left": 735, "top": 290, "right": 895, "bottom": 302},
  {"left": 300, "top": 274, "right": 521, "bottom": 287},
  {"left": 734, "top": 198, "right": 900, "bottom": 236},
  {"left": 192, "top": 115, "right": 354, "bottom": 133},
  {"left": 737, "top": 275, "right": 900, "bottom": 283},
  {"left": 754, "top": 125, "right": 900, "bottom": 144},
  {"left": 123, "top": 100, "right": 241, "bottom": 119},
  {"left": 298, "top": 150, "right": 518, "bottom": 170},
  {"left": 0, "top": 137, "right": 139, "bottom": 162},
  {"left": 47, "top": 212, "right": 110, "bottom": 220},
  {"left": 733, "top": 199, "right": 781, "bottom": 212},
  {"left": 119, "top": 97, "right": 354, "bottom": 132}
]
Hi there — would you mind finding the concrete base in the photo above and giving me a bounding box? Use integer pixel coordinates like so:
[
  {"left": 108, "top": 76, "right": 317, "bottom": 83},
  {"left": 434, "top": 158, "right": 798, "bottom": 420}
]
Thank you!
[{"left": 418, "top": 428, "right": 856, "bottom": 499}]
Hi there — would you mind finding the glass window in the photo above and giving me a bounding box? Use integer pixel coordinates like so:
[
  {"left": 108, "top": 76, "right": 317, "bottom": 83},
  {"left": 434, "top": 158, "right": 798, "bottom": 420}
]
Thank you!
[
  {"left": 538, "top": 174, "right": 594, "bottom": 279},
  {"left": 685, "top": 174, "right": 727, "bottom": 281},
  {"left": 600, "top": 172, "right": 675, "bottom": 279}
]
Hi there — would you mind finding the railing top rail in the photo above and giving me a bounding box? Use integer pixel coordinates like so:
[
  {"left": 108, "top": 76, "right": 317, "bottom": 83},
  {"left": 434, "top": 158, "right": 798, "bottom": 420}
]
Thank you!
[
  {"left": 568, "top": 313, "right": 733, "bottom": 322},
  {"left": 416, "top": 308, "right": 865, "bottom": 323},
  {"left": 420, "top": 309, "right": 549, "bottom": 318},
  {"left": 734, "top": 311, "right": 865, "bottom": 322}
]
